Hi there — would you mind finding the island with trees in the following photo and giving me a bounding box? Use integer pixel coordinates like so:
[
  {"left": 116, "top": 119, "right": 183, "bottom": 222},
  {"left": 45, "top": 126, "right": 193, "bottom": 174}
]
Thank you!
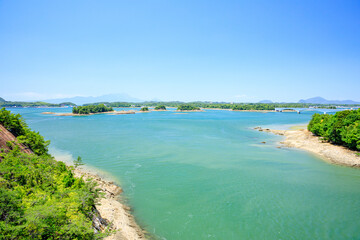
[
  {"left": 154, "top": 105, "right": 166, "bottom": 111},
  {"left": 72, "top": 104, "right": 114, "bottom": 115},
  {"left": 177, "top": 105, "right": 202, "bottom": 111},
  {"left": 65, "top": 100, "right": 360, "bottom": 112},
  {"left": 140, "top": 107, "right": 149, "bottom": 112}
]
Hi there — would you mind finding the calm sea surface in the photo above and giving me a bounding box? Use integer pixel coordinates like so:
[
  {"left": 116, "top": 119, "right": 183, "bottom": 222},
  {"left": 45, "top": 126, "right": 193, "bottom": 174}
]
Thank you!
[{"left": 9, "top": 108, "right": 360, "bottom": 240}]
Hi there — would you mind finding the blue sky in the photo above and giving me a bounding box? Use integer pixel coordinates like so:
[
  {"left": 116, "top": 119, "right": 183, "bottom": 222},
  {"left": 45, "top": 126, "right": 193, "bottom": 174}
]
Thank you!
[{"left": 1, "top": 0, "right": 359, "bottom": 102}]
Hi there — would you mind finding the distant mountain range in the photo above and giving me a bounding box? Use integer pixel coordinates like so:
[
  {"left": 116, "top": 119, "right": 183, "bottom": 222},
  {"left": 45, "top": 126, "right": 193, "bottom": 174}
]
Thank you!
[
  {"left": 257, "top": 97, "right": 360, "bottom": 105},
  {"left": 258, "top": 100, "right": 273, "bottom": 103},
  {"left": 298, "top": 97, "right": 360, "bottom": 105},
  {"left": 42, "top": 93, "right": 142, "bottom": 105}
]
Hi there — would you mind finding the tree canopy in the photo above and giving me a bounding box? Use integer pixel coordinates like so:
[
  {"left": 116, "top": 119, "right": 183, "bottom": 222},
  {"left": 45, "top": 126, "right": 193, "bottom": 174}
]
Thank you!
[{"left": 308, "top": 109, "right": 360, "bottom": 151}]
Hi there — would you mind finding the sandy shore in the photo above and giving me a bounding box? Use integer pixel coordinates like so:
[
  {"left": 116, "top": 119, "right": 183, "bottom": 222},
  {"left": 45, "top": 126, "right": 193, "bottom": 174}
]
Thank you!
[
  {"left": 256, "top": 127, "right": 360, "bottom": 167},
  {"left": 71, "top": 167, "right": 146, "bottom": 240}
]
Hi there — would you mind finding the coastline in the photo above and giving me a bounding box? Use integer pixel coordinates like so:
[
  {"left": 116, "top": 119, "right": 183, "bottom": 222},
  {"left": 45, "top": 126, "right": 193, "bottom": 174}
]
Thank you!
[
  {"left": 175, "top": 110, "right": 204, "bottom": 112},
  {"left": 70, "top": 165, "right": 147, "bottom": 240},
  {"left": 256, "top": 127, "right": 360, "bottom": 167},
  {"left": 232, "top": 110, "right": 276, "bottom": 112},
  {"left": 42, "top": 111, "right": 135, "bottom": 116}
]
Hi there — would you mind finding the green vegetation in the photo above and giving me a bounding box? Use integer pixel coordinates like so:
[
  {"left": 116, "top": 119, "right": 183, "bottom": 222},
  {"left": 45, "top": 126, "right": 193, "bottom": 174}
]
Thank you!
[
  {"left": 154, "top": 105, "right": 166, "bottom": 110},
  {"left": 0, "top": 108, "right": 49, "bottom": 155},
  {"left": 177, "top": 105, "right": 201, "bottom": 111},
  {"left": 232, "top": 104, "right": 275, "bottom": 111},
  {"left": 72, "top": 104, "right": 113, "bottom": 114},
  {"left": 140, "top": 107, "right": 149, "bottom": 112},
  {"left": 83, "top": 101, "right": 359, "bottom": 111},
  {"left": 0, "top": 101, "right": 75, "bottom": 108},
  {"left": 0, "top": 108, "right": 105, "bottom": 239},
  {"left": 308, "top": 109, "right": 360, "bottom": 151}
]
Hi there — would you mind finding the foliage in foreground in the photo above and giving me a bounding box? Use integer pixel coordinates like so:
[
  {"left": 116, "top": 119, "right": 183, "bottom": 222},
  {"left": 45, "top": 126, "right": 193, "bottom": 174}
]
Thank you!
[
  {"left": 308, "top": 109, "right": 360, "bottom": 151},
  {"left": 0, "top": 148, "right": 102, "bottom": 239},
  {"left": 72, "top": 104, "right": 113, "bottom": 114},
  {"left": 0, "top": 108, "right": 105, "bottom": 239},
  {"left": 0, "top": 108, "right": 49, "bottom": 155}
]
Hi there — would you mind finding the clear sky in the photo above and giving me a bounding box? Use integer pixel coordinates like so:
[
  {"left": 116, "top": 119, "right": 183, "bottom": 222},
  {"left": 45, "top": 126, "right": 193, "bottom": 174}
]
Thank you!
[{"left": 1, "top": 0, "right": 359, "bottom": 102}]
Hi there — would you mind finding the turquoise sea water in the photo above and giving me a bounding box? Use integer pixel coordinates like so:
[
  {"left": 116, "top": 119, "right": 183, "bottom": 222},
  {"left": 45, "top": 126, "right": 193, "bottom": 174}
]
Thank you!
[{"left": 9, "top": 108, "right": 360, "bottom": 240}]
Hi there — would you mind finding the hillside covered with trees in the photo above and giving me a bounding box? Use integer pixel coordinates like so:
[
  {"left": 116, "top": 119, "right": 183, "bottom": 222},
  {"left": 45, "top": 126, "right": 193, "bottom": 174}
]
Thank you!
[
  {"left": 0, "top": 100, "right": 75, "bottom": 108},
  {"left": 0, "top": 108, "right": 105, "bottom": 239},
  {"left": 308, "top": 109, "right": 360, "bottom": 151}
]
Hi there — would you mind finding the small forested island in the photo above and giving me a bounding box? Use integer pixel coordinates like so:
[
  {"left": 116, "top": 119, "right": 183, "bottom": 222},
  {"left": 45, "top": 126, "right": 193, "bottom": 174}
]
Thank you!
[
  {"left": 72, "top": 104, "right": 113, "bottom": 114},
  {"left": 308, "top": 109, "right": 360, "bottom": 151},
  {"left": 154, "top": 105, "right": 166, "bottom": 110},
  {"left": 0, "top": 108, "right": 104, "bottom": 238},
  {"left": 177, "top": 105, "right": 201, "bottom": 111},
  {"left": 140, "top": 107, "right": 149, "bottom": 112}
]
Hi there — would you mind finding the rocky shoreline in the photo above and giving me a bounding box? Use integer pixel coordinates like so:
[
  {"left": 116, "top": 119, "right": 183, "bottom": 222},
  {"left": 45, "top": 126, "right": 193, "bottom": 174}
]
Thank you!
[
  {"left": 255, "top": 127, "right": 360, "bottom": 167},
  {"left": 71, "top": 167, "right": 146, "bottom": 240}
]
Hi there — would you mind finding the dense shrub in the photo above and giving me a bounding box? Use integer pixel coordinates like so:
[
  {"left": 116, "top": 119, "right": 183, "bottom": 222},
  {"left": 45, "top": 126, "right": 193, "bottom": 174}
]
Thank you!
[
  {"left": 308, "top": 109, "right": 360, "bottom": 151},
  {"left": 140, "top": 107, "right": 149, "bottom": 112}
]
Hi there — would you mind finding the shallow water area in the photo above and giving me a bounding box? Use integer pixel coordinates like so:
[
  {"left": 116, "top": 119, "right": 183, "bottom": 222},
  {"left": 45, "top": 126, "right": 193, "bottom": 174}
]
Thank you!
[{"left": 8, "top": 107, "right": 360, "bottom": 240}]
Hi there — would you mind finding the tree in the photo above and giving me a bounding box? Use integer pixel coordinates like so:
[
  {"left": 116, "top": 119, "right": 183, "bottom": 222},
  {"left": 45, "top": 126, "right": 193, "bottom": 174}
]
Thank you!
[{"left": 74, "top": 156, "right": 85, "bottom": 169}]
